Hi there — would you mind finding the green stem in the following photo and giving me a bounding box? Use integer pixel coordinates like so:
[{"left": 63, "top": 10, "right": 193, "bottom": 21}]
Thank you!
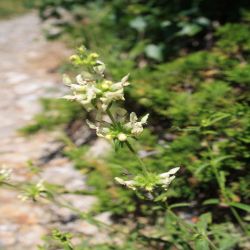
[
  {"left": 125, "top": 141, "right": 148, "bottom": 175},
  {"left": 230, "top": 206, "right": 249, "bottom": 236},
  {"left": 106, "top": 108, "right": 116, "bottom": 125},
  {"left": 1, "top": 181, "right": 19, "bottom": 188},
  {"left": 215, "top": 172, "right": 248, "bottom": 234},
  {"left": 208, "top": 147, "right": 248, "bottom": 235},
  {"left": 52, "top": 198, "right": 112, "bottom": 230},
  {"left": 51, "top": 197, "right": 128, "bottom": 236}
]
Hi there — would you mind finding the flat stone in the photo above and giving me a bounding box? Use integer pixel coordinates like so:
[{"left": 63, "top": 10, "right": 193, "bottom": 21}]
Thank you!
[
  {"left": 41, "top": 158, "right": 87, "bottom": 191},
  {"left": 95, "top": 212, "right": 112, "bottom": 225},
  {"left": 16, "top": 225, "right": 46, "bottom": 247},
  {"left": 64, "top": 220, "right": 99, "bottom": 235},
  {"left": 48, "top": 194, "right": 97, "bottom": 224},
  {"left": 87, "top": 138, "right": 111, "bottom": 158}
]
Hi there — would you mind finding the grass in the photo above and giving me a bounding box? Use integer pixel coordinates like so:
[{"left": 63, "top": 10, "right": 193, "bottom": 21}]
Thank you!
[{"left": 0, "top": 0, "right": 29, "bottom": 20}]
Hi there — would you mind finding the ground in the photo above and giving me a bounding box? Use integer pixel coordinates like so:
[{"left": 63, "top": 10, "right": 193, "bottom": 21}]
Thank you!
[{"left": 0, "top": 12, "right": 109, "bottom": 250}]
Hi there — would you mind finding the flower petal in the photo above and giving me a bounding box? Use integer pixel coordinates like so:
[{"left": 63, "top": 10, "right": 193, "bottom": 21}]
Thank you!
[
  {"left": 63, "top": 74, "right": 72, "bottom": 86},
  {"left": 140, "top": 113, "right": 149, "bottom": 124}
]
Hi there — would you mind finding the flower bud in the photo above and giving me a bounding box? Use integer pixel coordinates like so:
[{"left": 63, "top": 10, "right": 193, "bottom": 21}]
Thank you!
[
  {"left": 0, "top": 166, "right": 12, "bottom": 183},
  {"left": 62, "top": 74, "right": 72, "bottom": 86},
  {"left": 101, "top": 80, "right": 112, "bottom": 90},
  {"left": 94, "top": 60, "right": 106, "bottom": 75},
  {"left": 78, "top": 46, "right": 86, "bottom": 54},
  {"left": 105, "top": 134, "right": 113, "bottom": 140},
  {"left": 117, "top": 133, "right": 127, "bottom": 141},
  {"left": 69, "top": 55, "right": 78, "bottom": 62}
]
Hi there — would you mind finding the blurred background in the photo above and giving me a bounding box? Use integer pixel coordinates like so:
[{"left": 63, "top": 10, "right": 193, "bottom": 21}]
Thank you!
[{"left": 0, "top": 0, "right": 250, "bottom": 249}]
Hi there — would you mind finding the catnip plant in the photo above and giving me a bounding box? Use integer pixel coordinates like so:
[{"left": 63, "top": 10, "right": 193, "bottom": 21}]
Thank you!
[{"left": 62, "top": 46, "right": 180, "bottom": 197}]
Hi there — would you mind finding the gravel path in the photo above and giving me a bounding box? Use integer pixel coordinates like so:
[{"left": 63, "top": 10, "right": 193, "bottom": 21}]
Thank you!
[{"left": 0, "top": 13, "right": 106, "bottom": 249}]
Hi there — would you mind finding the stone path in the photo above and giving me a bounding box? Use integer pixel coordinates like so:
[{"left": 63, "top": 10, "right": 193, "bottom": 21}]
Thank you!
[{"left": 0, "top": 13, "right": 107, "bottom": 249}]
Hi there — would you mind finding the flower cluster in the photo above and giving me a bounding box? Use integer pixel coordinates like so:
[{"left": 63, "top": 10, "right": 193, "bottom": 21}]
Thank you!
[
  {"left": 18, "top": 180, "right": 49, "bottom": 202},
  {"left": 0, "top": 166, "right": 12, "bottom": 184},
  {"left": 87, "top": 112, "right": 149, "bottom": 142},
  {"left": 63, "top": 73, "right": 130, "bottom": 111},
  {"left": 115, "top": 167, "right": 180, "bottom": 192},
  {"left": 62, "top": 47, "right": 149, "bottom": 143},
  {"left": 62, "top": 47, "right": 130, "bottom": 111},
  {"left": 125, "top": 112, "right": 149, "bottom": 136}
]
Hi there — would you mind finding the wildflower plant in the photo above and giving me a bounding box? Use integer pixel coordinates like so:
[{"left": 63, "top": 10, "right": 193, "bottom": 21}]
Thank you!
[
  {"left": 18, "top": 180, "right": 52, "bottom": 202},
  {"left": 0, "top": 165, "right": 12, "bottom": 185},
  {"left": 62, "top": 46, "right": 180, "bottom": 198}
]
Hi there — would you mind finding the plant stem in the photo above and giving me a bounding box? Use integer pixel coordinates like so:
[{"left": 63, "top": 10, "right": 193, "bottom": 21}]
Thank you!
[
  {"left": 208, "top": 148, "right": 249, "bottom": 236},
  {"left": 125, "top": 140, "right": 148, "bottom": 175},
  {"left": 51, "top": 197, "right": 129, "bottom": 236},
  {"left": 106, "top": 108, "right": 116, "bottom": 125},
  {"left": 1, "top": 181, "right": 19, "bottom": 189},
  {"left": 230, "top": 206, "right": 249, "bottom": 236}
]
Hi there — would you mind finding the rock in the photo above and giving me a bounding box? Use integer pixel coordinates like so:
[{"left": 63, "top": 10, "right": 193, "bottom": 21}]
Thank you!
[
  {"left": 95, "top": 212, "right": 112, "bottom": 225},
  {"left": 86, "top": 138, "right": 111, "bottom": 158},
  {"left": 17, "top": 225, "right": 46, "bottom": 249},
  {"left": 68, "top": 122, "right": 92, "bottom": 146},
  {"left": 56, "top": 194, "right": 97, "bottom": 213},
  {"left": 0, "top": 224, "right": 18, "bottom": 246},
  {"left": 41, "top": 158, "right": 87, "bottom": 191},
  {"left": 48, "top": 194, "right": 97, "bottom": 224},
  {"left": 64, "top": 220, "right": 99, "bottom": 235}
]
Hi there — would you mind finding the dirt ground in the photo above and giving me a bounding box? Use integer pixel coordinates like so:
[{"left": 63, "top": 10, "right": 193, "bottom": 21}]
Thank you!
[{"left": 0, "top": 12, "right": 107, "bottom": 249}]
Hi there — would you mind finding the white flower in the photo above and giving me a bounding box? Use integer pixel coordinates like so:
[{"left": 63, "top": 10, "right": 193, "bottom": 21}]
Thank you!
[
  {"left": 158, "top": 167, "right": 180, "bottom": 190},
  {"left": 117, "top": 133, "right": 127, "bottom": 141},
  {"left": 62, "top": 73, "right": 130, "bottom": 111},
  {"left": 18, "top": 194, "right": 29, "bottom": 202},
  {"left": 18, "top": 180, "right": 47, "bottom": 202},
  {"left": 115, "top": 167, "right": 180, "bottom": 193},
  {"left": 115, "top": 177, "right": 136, "bottom": 190},
  {"left": 0, "top": 166, "right": 12, "bottom": 183},
  {"left": 111, "top": 74, "right": 130, "bottom": 89},
  {"left": 62, "top": 74, "right": 72, "bottom": 86},
  {"left": 125, "top": 112, "right": 149, "bottom": 135},
  {"left": 100, "top": 74, "right": 130, "bottom": 111},
  {"left": 62, "top": 74, "right": 100, "bottom": 111},
  {"left": 93, "top": 60, "right": 106, "bottom": 75},
  {"left": 36, "top": 180, "right": 46, "bottom": 191},
  {"left": 86, "top": 120, "right": 110, "bottom": 138}
]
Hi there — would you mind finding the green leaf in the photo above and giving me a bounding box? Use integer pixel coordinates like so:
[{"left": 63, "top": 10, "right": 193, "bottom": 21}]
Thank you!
[
  {"left": 229, "top": 202, "right": 250, "bottom": 212},
  {"left": 177, "top": 23, "right": 202, "bottom": 36},
  {"left": 195, "top": 238, "right": 210, "bottom": 250},
  {"left": 212, "top": 155, "right": 234, "bottom": 165},
  {"left": 195, "top": 17, "right": 210, "bottom": 26},
  {"left": 169, "top": 202, "right": 192, "bottom": 209},
  {"left": 201, "top": 113, "right": 231, "bottom": 127},
  {"left": 196, "top": 213, "right": 212, "bottom": 233},
  {"left": 203, "top": 199, "right": 220, "bottom": 205},
  {"left": 129, "top": 16, "right": 146, "bottom": 32},
  {"left": 195, "top": 162, "right": 210, "bottom": 175},
  {"left": 145, "top": 44, "right": 163, "bottom": 61}
]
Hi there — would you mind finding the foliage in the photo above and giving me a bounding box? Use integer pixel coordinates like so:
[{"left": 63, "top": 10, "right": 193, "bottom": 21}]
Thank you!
[
  {"left": 11, "top": 0, "right": 250, "bottom": 249},
  {"left": 31, "top": 0, "right": 250, "bottom": 59},
  {"left": 0, "top": 0, "right": 30, "bottom": 19}
]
